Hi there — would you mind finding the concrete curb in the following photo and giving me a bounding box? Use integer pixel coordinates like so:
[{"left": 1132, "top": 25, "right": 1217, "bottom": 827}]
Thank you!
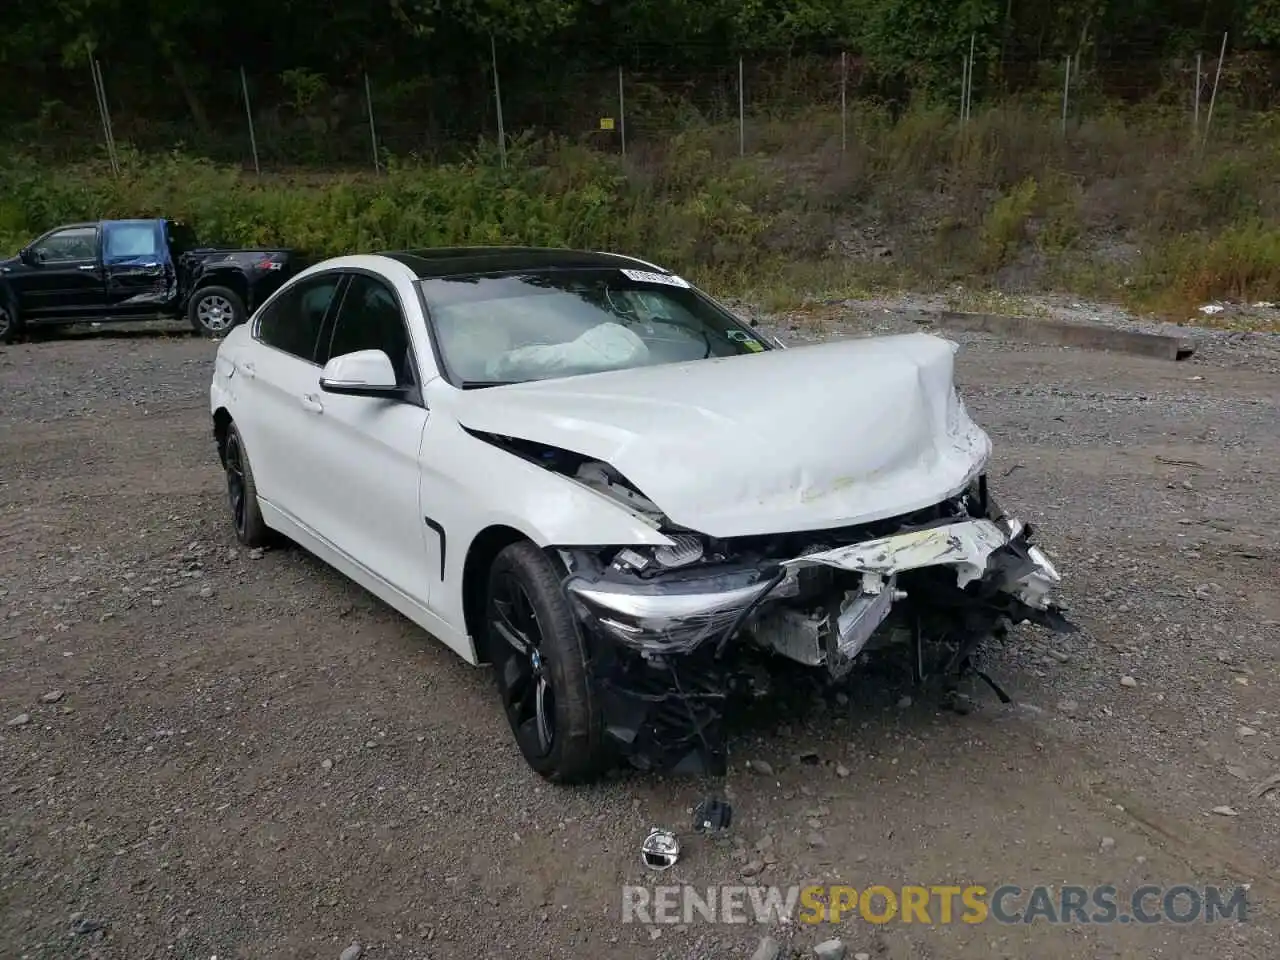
[{"left": 920, "top": 311, "right": 1196, "bottom": 361}]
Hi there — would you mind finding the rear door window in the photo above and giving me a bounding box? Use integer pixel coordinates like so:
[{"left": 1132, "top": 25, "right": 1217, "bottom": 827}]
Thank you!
[{"left": 255, "top": 273, "right": 344, "bottom": 362}]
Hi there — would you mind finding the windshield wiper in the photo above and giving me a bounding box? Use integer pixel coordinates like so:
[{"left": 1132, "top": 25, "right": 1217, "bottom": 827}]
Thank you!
[{"left": 459, "top": 379, "right": 518, "bottom": 389}]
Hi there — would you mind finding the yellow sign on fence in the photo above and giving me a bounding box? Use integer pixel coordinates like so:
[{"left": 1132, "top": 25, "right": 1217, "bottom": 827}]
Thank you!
[{"left": 599, "top": 117, "right": 615, "bottom": 130}]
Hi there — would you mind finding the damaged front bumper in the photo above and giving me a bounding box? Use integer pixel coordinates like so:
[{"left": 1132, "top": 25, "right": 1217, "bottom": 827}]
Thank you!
[{"left": 560, "top": 486, "right": 1073, "bottom": 776}]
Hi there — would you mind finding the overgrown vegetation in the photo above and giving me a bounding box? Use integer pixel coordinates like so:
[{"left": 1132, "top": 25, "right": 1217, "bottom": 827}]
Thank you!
[{"left": 7, "top": 93, "right": 1280, "bottom": 322}]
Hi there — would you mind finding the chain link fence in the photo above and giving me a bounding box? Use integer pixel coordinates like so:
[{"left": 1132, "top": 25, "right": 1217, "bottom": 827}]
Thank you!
[{"left": 6, "top": 43, "right": 1279, "bottom": 171}]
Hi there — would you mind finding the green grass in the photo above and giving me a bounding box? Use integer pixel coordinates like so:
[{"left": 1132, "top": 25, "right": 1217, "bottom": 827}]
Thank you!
[{"left": 4, "top": 98, "right": 1280, "bottom": 325}]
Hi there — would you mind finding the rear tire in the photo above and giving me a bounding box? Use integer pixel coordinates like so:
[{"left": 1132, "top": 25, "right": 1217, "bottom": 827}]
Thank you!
[
  {"left": 189, "top": 285, "right": 246, "bottom": 338},
  {"left": 486, "top": 541, "right": 609, "bottom": 783},
  {"left": 223, "top": 421, "right": 271, "bottom": 547}
]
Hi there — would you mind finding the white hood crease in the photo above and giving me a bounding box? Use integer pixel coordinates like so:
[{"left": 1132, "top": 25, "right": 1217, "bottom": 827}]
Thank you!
[{"left": 449, "top": 332, "right": 992, "bottom": 538}]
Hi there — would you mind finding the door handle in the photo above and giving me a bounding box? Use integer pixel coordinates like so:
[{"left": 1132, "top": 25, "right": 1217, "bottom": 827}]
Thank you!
[
  {"left": 300, "top": 393, "right": 324, "bottom": 414},
  {"left": 78, "top": 264, "right": 96, "bottom": 271}
]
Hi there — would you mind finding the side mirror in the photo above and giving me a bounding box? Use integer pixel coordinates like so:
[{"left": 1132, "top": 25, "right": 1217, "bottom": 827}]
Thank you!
[{"left": 319, "top": 349, "right": 406, "bottom": 398}]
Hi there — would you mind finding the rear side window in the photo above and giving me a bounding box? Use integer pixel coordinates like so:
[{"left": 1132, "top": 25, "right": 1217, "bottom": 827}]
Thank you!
[
  {"left": 256, "top": 274, "right": 342, "bottom": 362},
  {"left": 321, "top": 274, "right": 414, "bottom": 385},
  {"left": 103, "top": 222, "right": 162, "bottom": 260}
]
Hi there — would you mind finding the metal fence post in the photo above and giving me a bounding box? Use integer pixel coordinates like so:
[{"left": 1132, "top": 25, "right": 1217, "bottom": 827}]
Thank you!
[
  {"left": 840, "top": 51, "right": 847, "bottom": 152},
  {"left": 365, "top": 72, "right": 380, "bottom": 171},
  {"left": 618, "top": 65, "right": 626, "bottom": 158},
  {"left": 1202, "top": 32, "right": 1228, "bottom": 151},
  {"left": 966, "top": 33, "right": 976, "bottom": 122},
  {"left": 239, "top": 66, "right": 260, "bottom": 175},
  {"left": 91, "top": 58, "right": 119, "bottom": 175},
  {"left": 491, "top": 33, "right": 507, "bottom": 169},
  {"left": 738, "top": 57, "right": 745, "bottom": 157},
  {"left": 1061, "top": 55, "right": 1071, "bottom": 134}
]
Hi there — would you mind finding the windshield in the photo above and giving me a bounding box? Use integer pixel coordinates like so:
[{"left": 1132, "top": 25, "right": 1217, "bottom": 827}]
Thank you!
[{"left": 419, "top": 269, "right": 769, "bottom": 387}]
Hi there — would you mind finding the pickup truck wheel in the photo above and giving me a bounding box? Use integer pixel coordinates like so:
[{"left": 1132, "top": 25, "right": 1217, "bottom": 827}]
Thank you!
[
  {"left": 486, "top": 541, "right": 609, "bottom": 783},
  {"left": 223, "top": 421, "right": 271, "bottom": 547},
  {"left": 190, "top": 286, "right": 246, "bottom": 338},
  {"left": 0, "top": 303, "right": 16, "bottom": 344}
]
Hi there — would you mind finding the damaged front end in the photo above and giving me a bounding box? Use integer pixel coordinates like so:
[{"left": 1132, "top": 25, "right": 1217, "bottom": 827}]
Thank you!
[{"left": 557, "top": 474, "right": 1073, "bottom": 777}]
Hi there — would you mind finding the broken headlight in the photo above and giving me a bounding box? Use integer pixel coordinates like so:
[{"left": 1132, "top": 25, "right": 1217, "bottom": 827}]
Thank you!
[
  {"left": 611, "top": 532, "right": 706, "bottom": 573},
  {"left": 565, "top": 570, "right": 771, "bottom": 655}
]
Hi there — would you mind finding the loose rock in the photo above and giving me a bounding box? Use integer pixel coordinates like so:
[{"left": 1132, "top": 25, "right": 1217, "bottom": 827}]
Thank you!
[
  {"left": 748, "top": 759, "right": 775, "bottom": 777},
  {"left": 1120, "top": 675, "right": 1137, "bottom": 688},
  {"left": 813, "top": 938, "right": 846, "bottom": 959},
  {"left": 7, "top": 713, "right": 30, "bottom": 727},
  {"left": 339, "top": 943, "right": 362, "bottom": 960},
  {"left": 751, "top": 935, "right": 782, "bottom": 960},
  {"left": 40, "top": 690, "right": 64, "bottom": 704},
  {"left": 1211, "top": 806, "right": 1239, "bottom": 817}
]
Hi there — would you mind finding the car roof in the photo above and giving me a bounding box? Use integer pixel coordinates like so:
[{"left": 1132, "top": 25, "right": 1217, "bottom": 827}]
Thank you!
[{"left": 379, "top": 246, "right": 669, "bottom": 279}]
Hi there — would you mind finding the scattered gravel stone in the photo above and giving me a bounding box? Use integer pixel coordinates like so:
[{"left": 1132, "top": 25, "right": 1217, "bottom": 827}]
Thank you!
[
  {"left": 339, "top": 943, "right": 362, "bottom": 960},
  {"left": 835, "top": 763, "right": 850, "bottom": 778},
  {"left": 69, "top": 914, "right": 106, "bottom": 936},
  {"left": 248, "top": 548, "right": 264, "bottom": 560},
  {"left": 199, "top": 585, "right": 215, "bottom": 599},
  {"left": 1211, "top": 806, "right": 1239, "bottom": 817},
  {"left": 748, "top": 759, "right": 775, "bottom": 776},
  {"left": 321, "top": 759, "right": 333, "bottom": 771},
  {"left": 1099, "top": 837, "right": 1116, "bottom": 851},
  {"left": 813, "top": 938, "right": 846, "bottom": 959},
  {"left": 1120, "top": 675, "right": 1137, "bottom": 688},
  {"left": 6, "top": 713, "right": 30, "bottom": 727},
  {"left": 741, "top": 860, "right": 766, "bottom": 878},
  {"left": 39, "top": 690, "right": 64, "bottom": 704},
  {"left": 751, "top": 936, "right": 782, "bottom": 960},
  {"left": 1237, "top": 726, "right": 1259, "bottom": 738}
]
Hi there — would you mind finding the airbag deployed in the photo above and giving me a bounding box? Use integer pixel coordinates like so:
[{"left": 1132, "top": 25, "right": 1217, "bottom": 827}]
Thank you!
[{"left": 487, "top": 322, "right": 649, "bottom": 381}]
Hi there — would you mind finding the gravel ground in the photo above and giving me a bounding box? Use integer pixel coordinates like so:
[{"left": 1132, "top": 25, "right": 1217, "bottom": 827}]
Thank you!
[{"left": 1, "top": 304, "right": 1278, "bottom": 960}]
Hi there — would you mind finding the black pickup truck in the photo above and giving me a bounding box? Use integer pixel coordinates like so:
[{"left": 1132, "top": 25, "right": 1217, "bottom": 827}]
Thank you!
[{"left": 0, "top": 219, "right": 304, "bottom": 342}]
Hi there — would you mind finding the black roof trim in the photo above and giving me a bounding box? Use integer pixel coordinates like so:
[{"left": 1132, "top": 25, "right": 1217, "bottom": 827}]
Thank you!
[{"left": 379, "top": 246, "right": 670, "bottom": 280}]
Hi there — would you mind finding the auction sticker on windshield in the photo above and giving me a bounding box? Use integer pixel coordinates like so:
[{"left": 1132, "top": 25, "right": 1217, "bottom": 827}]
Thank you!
[{"left": 620, "top": 268, "right": 690, "bottom": 288}]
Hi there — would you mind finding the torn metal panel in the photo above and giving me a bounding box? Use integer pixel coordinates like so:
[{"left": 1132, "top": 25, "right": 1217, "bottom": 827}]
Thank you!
[{"left": 785, "top": 519, "right": 1009, "bottom": 586}]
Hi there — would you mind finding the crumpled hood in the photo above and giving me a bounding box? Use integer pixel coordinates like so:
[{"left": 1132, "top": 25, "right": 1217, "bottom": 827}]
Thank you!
[{"left": 444, "top": 332, "right": 992, "bottom": 537}]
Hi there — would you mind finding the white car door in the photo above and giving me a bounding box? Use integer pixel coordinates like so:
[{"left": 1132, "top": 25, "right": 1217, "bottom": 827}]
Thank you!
[
  {"left": 303, "top": 271, "right": 435, "bottom": 602},
  {"left": 232, "top": 271, "right": 344, "bottom": 527}
]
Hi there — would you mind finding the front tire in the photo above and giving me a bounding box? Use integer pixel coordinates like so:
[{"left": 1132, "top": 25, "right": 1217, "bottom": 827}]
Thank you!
[
  {"left": 486, "top": 541, "right": 609, "bottom": 783},
  {"left": 189, "top": 286, "right": 246, "bottom": 338},
  {"left": 0, "top": 302, "right": 18, "bottom": 344},
  {"left": 223, "top": 421, "right": 271, "bottom": 547}
]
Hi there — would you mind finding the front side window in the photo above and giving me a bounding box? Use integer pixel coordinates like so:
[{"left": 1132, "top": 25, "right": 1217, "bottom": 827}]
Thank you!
[
  {"left": 35, "top": 227, "right": 97, "bottom": 263},
  {"left": 321, "top": 274, "right": 414, "bottom": 384},
  {"left": 420, "top": 269, "right": 768, "bottom": 387},
  {"left": 256, "top": 273, "right": 342, "bottom": 361}
]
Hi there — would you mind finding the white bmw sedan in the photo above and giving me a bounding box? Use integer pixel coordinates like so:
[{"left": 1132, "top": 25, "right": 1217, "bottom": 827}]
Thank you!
[{"left": 210, "top": 247, "right": 1071, "bottom": 782}]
